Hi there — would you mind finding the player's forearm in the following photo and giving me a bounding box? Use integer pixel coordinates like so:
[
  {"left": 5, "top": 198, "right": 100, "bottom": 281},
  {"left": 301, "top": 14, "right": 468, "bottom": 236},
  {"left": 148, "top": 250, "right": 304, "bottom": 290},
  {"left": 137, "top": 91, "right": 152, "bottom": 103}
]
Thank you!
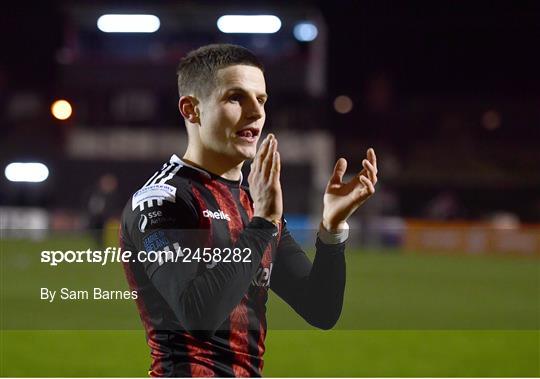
[
  {"left": 299, "top": 238, "right": 346, "bottom": 329},
  {"left": 176, "top": 217, "right": 277, "bottom": 335}
]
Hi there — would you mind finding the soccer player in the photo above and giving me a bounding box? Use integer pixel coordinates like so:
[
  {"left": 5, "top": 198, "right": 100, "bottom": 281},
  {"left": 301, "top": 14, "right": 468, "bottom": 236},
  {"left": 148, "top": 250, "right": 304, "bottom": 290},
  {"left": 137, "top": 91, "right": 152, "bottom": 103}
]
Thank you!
[{"left": 120, "top": 44, "right": 378, "bottom": 377}]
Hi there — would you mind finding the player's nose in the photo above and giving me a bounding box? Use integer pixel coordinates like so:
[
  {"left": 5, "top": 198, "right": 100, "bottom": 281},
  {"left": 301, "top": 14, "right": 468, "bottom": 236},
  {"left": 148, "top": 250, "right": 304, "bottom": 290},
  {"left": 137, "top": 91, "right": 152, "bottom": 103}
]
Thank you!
[{"left": 244, "top": 97, "right": 264, "bottom": 121}]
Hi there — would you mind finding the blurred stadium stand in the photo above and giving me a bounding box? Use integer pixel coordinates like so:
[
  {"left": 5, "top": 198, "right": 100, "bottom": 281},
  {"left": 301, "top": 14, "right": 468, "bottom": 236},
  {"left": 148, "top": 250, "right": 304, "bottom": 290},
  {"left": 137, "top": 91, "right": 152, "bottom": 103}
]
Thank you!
[{"left": 1, "top": 1, "right": 539, "bottom": 241}]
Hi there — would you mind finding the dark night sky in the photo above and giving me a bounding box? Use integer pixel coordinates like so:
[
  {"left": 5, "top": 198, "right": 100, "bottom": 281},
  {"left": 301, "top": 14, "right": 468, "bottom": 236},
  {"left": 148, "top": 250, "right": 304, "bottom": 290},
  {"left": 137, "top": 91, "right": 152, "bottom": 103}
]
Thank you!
[
  {"left": 321, "top": 1, "right": 540, "bottom": 96},
  {"left": 2, "top": 0, "right": 540, "bottom": 95}
]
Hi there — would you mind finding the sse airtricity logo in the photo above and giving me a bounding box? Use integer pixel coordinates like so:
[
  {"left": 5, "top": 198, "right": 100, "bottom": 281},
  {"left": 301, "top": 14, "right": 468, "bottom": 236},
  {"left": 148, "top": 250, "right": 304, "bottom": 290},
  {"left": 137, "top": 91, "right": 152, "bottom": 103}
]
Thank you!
[{"left": 203, "top": 209, "right": 231, "bottom": 221}]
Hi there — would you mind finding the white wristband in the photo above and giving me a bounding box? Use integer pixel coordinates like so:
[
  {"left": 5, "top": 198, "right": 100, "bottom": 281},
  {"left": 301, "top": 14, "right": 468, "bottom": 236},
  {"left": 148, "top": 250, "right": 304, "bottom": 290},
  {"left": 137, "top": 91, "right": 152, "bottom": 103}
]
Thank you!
[{"left": 318, "top": 222, "right": 349, "bottom": 244}]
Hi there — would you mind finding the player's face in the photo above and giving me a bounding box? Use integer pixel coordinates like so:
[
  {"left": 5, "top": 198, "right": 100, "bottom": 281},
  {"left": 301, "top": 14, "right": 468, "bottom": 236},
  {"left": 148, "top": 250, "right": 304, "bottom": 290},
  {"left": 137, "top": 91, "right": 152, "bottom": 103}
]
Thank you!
[{"left": 198, "top": 65, "right": 267, "bottom": 162}]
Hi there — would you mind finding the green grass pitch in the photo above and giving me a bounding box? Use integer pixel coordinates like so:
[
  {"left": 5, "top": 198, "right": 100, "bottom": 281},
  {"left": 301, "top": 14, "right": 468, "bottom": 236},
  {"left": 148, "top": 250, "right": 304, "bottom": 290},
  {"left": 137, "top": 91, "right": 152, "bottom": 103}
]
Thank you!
[{"left": 1, "top": 235, "right": 538, "bottom": 376}]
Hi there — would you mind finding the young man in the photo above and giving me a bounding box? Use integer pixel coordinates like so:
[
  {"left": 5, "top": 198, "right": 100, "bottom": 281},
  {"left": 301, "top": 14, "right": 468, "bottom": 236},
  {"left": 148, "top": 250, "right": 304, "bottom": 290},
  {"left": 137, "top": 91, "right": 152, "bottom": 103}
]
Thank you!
[{"left": 120, "top": 44, "right": 378, "bottom": 377}]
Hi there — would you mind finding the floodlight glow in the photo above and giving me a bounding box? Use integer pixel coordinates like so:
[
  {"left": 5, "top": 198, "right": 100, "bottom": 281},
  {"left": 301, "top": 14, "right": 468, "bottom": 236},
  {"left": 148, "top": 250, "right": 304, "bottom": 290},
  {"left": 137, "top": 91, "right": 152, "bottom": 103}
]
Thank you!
[
  {"left": 97, "top": 14, "right": 160, "bottom": 33},
  {"left": 217, "top": 15, "right": 281, "bottom": 34},
  {"left": 51, "top": 99, "right": 72, "bottom": 120},
  {"left": 293, "top": 22, "right": 318, "bottom": 42},
  {"left": 5, "top": 163, "right": 49, "bottom": 183}
]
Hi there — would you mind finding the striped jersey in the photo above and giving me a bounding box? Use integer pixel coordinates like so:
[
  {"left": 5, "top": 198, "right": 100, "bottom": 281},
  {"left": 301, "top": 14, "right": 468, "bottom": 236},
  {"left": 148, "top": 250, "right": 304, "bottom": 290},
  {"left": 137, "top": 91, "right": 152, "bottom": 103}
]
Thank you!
[{"left": 120, "top": 154, "right": 346, "bottom": 377}]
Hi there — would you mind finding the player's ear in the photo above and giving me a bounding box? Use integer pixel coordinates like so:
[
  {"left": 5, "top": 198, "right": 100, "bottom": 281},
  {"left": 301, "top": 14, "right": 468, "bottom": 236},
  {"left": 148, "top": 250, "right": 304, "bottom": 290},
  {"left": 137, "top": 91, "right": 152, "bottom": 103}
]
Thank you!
[{"left": 179, "top": 96, "right": 200, "bottom": 124}]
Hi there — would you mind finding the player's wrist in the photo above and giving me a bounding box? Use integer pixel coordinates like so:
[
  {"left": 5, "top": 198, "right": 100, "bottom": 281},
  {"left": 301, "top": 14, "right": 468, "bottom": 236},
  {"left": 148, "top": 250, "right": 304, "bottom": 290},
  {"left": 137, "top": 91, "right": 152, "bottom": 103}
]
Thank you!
[
  {"left": 322, "top": 218, "right": 347, "bottom": 233},
  {"left": 253, "top": 213, "right": 281, "bottom": 227},
  {"left": 319, "top": 220, "right": 349, "bottom": 244}
]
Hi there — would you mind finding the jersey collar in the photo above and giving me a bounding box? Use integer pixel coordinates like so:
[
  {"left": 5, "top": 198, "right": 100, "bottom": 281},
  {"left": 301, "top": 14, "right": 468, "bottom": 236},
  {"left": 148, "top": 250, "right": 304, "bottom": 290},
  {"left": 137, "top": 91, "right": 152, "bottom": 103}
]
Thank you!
[{"left": 169, "top": 154, "right": 243, "bottom": 186}]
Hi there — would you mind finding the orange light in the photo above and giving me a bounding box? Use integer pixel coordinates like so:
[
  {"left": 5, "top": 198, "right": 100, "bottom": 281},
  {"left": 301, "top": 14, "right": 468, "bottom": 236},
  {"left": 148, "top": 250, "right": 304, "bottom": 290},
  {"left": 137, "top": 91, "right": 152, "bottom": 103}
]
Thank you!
[
  {"left": 51, "top": 99, "right": 72, "bottom": 120},
  {"left": 481, "top": 109, "right": 501, "bottom": 130},
  {"left": 334, "top": 95, "right": 353, "bottom": 114}
]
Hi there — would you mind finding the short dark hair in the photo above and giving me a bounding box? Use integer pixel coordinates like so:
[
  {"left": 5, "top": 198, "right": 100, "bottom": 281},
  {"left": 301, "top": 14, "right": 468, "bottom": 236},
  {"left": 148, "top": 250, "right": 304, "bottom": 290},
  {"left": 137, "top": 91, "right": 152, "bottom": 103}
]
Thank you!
[{"left": 176, "top": 44, "right": 264, "bottom": 99}]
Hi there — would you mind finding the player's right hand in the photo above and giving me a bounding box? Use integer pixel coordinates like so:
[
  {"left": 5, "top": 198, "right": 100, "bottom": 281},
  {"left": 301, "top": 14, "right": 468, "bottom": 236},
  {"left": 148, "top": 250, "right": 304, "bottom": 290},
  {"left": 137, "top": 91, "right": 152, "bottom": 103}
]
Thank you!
[{"left": 248, "top": 133, "right": 283, "bottom": 225}]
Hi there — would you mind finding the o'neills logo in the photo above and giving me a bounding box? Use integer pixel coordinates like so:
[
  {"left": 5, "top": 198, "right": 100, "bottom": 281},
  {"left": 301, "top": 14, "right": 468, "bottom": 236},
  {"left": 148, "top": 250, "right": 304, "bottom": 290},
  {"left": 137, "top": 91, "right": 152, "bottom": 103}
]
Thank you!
[{"left": 203, "top": 209, "right": 231, "bottom": 221}]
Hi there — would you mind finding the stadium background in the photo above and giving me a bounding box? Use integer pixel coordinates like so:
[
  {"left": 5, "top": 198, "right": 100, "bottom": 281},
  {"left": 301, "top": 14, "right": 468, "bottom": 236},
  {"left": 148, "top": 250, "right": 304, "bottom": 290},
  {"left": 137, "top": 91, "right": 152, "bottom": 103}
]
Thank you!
[{"left": 1, "top": 0, "right": 539, "bottom": 377}]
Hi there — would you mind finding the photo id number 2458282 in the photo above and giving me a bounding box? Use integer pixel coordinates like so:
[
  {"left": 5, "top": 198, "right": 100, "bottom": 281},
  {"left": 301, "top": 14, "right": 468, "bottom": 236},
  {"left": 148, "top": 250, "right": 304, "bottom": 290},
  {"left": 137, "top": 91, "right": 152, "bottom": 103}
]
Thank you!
[{"left": 179, "top": 247, "right": 252, "bottom": 264}]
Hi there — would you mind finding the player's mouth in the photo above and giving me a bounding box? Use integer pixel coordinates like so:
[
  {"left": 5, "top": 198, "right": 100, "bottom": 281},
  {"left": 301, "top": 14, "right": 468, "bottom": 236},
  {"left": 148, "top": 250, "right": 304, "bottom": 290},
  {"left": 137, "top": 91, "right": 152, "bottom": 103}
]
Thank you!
[{"left": 235, "top": 127, "right": 260, "bottom": 143}]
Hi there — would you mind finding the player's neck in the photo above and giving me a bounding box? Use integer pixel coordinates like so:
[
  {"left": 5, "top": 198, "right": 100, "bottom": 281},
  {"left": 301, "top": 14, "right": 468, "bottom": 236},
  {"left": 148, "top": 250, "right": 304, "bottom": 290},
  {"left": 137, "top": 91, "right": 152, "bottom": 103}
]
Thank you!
[{"left": 182, "top": 148, "right": 243, "bottom": 181}]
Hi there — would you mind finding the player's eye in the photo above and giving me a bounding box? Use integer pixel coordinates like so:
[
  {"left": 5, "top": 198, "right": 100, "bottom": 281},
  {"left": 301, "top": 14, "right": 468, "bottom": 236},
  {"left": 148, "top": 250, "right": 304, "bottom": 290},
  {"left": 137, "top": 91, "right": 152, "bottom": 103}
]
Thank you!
[
  {"left": 257, "top": 97, "right": 266, "bottom": 105},
  {"left": 228, "top": 94, "right": 242, "bottom": 103}
]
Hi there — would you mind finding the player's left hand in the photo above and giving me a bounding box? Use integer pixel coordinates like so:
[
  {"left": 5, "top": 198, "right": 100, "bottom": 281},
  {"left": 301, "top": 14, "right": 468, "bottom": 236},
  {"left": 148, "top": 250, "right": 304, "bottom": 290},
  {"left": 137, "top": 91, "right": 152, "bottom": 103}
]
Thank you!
[{"left": 322, "top": 148, "right": 378, "bottom": 231}]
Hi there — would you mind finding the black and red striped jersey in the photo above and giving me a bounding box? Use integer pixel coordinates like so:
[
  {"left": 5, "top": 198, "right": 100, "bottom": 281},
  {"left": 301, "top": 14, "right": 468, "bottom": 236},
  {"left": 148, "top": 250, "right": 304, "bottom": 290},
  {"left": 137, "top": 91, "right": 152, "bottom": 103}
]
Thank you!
[{"left": 120, "top": 154, "right": 346, "bottom": 377}]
